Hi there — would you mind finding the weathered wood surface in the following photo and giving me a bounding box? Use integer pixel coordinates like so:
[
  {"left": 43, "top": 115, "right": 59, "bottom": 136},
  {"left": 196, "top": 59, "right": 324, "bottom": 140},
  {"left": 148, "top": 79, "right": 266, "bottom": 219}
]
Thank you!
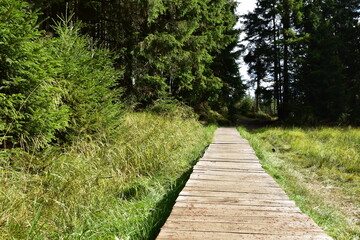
[{"left": 157, "top": 128, "right": 332, "bottom": 240}]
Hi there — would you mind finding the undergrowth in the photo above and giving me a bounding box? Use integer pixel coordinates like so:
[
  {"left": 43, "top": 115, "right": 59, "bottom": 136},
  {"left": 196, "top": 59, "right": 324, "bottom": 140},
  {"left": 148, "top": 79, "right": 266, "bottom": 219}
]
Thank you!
[
  {"left": 0, "top": 112, "right": 216, "bottom": 239},
  {"left": 238, "top": 126, "right": 360, "bottom": 240}
]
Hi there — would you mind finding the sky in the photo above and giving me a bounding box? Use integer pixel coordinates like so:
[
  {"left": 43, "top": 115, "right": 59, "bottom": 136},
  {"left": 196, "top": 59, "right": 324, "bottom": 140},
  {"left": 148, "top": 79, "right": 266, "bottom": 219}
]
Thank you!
[{"left": 235, "top": 0, "right": 257, "bottom": 91}]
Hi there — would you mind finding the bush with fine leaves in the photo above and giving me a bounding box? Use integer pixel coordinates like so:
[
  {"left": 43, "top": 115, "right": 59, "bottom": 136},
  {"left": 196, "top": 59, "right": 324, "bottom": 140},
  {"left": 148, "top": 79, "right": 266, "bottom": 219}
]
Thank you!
[
  {"left": 0, "top": 0, "right": 122, "bottom": 150},
  {"left": 0, "top": 0, "right": 69, "bottom": 149},
  {"left": 50, "top": 17, "right": 123, "bottom": 141}
]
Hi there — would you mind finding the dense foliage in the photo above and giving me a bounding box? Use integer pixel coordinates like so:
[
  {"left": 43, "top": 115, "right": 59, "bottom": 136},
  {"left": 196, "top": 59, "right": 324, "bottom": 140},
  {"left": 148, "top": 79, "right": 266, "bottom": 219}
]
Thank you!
[
  {"left": 243, "top": 0, "right": 360, "bottom": 124},
  {"left": 0, "top": 0, "right": 68, "bottom": 149},
  {"left": 0, "top": 0, "right": 122, "bottom": 150},
  {"left": 27, "top": 0, "right": 245, "bottom": 116}
]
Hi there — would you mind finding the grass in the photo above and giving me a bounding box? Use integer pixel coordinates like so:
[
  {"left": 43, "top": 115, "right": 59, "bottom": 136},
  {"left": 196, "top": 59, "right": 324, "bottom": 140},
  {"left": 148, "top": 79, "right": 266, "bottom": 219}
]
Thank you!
[
  {"left": 0, "top": 112, "right": 216, "bottom": 239},
  {"left": 237, "top": 126, "right": 360, "bottom": 240}
]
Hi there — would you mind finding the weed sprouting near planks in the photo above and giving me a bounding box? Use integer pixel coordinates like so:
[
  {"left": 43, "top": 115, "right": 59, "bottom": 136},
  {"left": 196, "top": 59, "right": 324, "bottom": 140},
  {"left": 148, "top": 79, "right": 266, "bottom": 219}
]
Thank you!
[{"left": 238, "top": 126, "right": 360, "bottom": 240}]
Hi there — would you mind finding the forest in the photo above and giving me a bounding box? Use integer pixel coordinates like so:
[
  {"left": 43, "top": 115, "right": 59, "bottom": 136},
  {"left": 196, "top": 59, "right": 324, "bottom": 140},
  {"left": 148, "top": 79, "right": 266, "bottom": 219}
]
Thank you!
[
  {"left": 0, "top": 0, "right": 359, "bottom": 239},
  {"left": 243, "top": 0, "right": 360, "bottom": 123},
  {"left": 1, "top": 0, "right": 360, "bottom": 150}
]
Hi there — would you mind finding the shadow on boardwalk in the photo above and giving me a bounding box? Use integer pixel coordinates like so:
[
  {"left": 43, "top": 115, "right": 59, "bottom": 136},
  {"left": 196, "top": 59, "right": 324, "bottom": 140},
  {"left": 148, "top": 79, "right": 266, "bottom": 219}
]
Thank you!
[{"left": 234, "top": 116, "right": 278, "bottom": 130}]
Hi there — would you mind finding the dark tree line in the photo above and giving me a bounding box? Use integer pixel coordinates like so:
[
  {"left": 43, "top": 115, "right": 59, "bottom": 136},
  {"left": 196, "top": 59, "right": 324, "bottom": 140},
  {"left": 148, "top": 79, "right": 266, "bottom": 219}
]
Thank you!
[
  {"left": 243, "top": 0, "right": 360, "bottom": 124},
  {"left": 27, "top": 0, "right": 245, "bottom": 113}
]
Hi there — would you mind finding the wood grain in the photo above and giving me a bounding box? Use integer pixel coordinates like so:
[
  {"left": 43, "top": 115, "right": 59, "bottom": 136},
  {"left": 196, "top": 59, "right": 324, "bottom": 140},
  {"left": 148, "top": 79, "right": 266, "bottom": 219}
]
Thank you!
[{"left": 156, "top": 128, "right": 332, "bottom": 239}]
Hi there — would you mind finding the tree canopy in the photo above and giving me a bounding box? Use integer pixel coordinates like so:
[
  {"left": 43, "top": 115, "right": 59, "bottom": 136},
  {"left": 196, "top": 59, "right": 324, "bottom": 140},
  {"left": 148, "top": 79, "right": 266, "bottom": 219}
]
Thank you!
[
  {"left": 27, "top": 0, "right": 245, "bottom": 112},
  {"left": 243, "top": 0, "right": 360, "bottom": 124}
]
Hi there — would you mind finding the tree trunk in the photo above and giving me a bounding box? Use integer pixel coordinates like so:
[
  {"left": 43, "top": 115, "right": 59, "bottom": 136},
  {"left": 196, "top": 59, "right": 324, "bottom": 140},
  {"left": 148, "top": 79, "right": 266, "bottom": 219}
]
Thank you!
[
  {"left": 272, "top": 7, "right": 280, "bottom": 116},
  {"left": 255, "top": 77, "right": 261, "bottom": 112},
  {"left": 280, "top": 0, "right": 291, "bottom": 119}
]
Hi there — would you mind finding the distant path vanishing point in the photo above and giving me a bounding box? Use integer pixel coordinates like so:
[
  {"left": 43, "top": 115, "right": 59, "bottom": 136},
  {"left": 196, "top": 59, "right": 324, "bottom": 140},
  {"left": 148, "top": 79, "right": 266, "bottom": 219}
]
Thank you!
[{"left": 157, "top": 127, "right": 332, "bottom": 240}]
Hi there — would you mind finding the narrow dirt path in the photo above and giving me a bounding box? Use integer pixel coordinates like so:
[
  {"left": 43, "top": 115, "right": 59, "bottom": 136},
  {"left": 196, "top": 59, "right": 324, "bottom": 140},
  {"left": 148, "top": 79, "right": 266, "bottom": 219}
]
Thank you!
[{"left": 156, "top": 127, "right": 332, "bottom": 240}]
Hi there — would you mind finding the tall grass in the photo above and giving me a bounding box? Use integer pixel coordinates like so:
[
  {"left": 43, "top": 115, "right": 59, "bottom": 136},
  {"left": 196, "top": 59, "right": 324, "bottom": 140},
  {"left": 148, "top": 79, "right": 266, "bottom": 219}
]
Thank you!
[
  {"left": 238, "top": 126, "right": 360, "bottom": 240},
  {"left": 0, "top": 112, "right": 215, "bottom": 239}
]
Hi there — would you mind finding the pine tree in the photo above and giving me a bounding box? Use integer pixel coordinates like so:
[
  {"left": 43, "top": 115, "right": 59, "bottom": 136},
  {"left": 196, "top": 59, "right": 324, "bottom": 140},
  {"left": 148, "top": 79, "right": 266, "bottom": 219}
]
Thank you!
[
  {"left": 299, "top": 0, "right": 360, "bottom": 122},
  {"left": 243, "top": 0, "right": 280, "bottom": 114},
  {"left": 27, "top": 0, "right": 243, "bottom": 115},
  {"left": 1, "top": 0, "right": 123, "bottom": 150},
  {"left": 243, "top": 0, "right": 306, "bottom": 119},
  {"left": 49, "top": 15, "right": 123, "bottom": 140},
  {"left": 0, "top": 0, "right": 69, "bottom": 149}
]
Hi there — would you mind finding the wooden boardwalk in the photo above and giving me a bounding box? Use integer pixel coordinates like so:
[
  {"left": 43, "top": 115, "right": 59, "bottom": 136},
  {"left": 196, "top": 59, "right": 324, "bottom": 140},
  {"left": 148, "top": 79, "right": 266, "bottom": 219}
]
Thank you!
[{"left": 157, "top": 128, "right": 332, "bottom": 240}]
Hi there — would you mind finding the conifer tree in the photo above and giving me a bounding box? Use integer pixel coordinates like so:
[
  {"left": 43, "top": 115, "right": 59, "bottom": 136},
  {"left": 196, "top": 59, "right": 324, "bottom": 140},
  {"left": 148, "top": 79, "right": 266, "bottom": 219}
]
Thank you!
[
  {"left": 299, "top": 0, "right": 360, "bottom": 122},
  {"left": 0, "top": 0, "right": 69, "bottom": 149},
  {"left": 1, "top": 0, "right": 122, "bottom": 150},
  {"left": 27, "top": 0, "right": 243, "bottom": 116}
]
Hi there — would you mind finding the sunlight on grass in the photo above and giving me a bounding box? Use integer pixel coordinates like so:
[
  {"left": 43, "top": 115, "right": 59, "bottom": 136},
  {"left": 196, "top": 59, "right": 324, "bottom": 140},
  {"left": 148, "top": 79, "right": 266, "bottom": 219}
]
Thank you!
[
  {"left": 0, "top": 112, "right": 216, "bottom": 239},
  {"left": 238, "top": 126, "right": 360, "bottom": 240}
]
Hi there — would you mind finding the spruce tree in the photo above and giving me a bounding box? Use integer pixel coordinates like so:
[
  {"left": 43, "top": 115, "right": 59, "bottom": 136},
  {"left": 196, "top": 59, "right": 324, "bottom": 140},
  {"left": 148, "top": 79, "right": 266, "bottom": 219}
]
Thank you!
[
  {"left": 299, "top": 0, "right": 360, "bottom": 122},
  {"left": 0, "top": 0, "right": 69, "bottom": 149},
  {"left": 26, "top": 0, "right": 243, "bottom": 115}
]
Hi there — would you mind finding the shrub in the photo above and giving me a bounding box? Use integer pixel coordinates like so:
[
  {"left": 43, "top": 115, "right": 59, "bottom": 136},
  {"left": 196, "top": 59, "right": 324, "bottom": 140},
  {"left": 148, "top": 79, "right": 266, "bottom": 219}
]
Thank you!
[
  {"left": 49, "top": 15, "right": 123, "bottom": 141},
  {"left": 235, "top": 95, "right": 254, "bottom": 115},
  {"left": 249, "top": 111, "right": 273, "bottom": 121},
  {"left": 0, "top": 0, "right": 69, "bottom": 150},
  {"left": 0, "top": 3, "right": 123, "bottom": 150},
  {"left": 148, "top": 98, "right": 198, "bottom": 119}
]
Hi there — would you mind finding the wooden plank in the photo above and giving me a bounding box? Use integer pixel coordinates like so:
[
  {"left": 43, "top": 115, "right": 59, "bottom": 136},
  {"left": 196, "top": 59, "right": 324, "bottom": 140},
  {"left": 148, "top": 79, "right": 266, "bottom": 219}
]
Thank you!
[
  {"left": 203, "top": 153, "right": 258, "bottom": 159},
  {"left": 187, "top": 178, "right": 277, "bottom": 185},
  {"left": 206, "top": 147, "right": 255, "bottom": 150},
  {"left": 161, "top": 221, "right": 326, "bottom": 235},
  {"left": 199, "top": 158, "right": 260, "bottom": 162},
  {"left": 195, "top": 163, "right": 263, "bottom": 170},
  {"left": 185, "top": 179, "right": 281, "bottom": 189},
  {"left": 196, "top": 161, "right": 262, "bottom": 167},
  {"left": 189, "top": 174, "right": 276, "bottom": 182},
  {"left": 200, "top": 157, "right": 260, "bottom": 161},
  {"left": 165, "top": 213, "right": 311, "bottom": 224},
  {"left": 172, "top": 202, "right": 302, "bottom": 213},
  {"left": 175, "top": 195, "right": 296, "bottom": 207},
  {"left": 192, "top": 169, "right": 269, "bottom": 176},
  {"left": 193, "top": 165, "right": 265, "bottom": 173},
  {"left": 157, "top": 230, "right": 332, "bottom": 240},
  {"left": 192, "top": 168, "right": 268, "bottom": 174},
  {"left": 206, "top": 149, "right": 255, "bottom": 153},
  {"left": 156, "top": 128, "right": 332, "bottom": 239},
  {"left": 170, "top": 206, "right": 311, "bottom": 218},
  {"left": 179, "top": 190, "right": 291, "bottom": 200},
  {"left": 182, "top": 186, "right": 285, "bottom": 195}
]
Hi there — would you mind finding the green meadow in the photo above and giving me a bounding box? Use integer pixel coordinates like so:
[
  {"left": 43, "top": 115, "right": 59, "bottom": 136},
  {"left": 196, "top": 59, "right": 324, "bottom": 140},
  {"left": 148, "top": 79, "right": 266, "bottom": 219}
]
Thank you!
[
  {"left": 1, "top": 112, "right": 215, "bottom": 239},
  {"left": 238, "top": 126, "right": 360, "bottom": 240}
]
